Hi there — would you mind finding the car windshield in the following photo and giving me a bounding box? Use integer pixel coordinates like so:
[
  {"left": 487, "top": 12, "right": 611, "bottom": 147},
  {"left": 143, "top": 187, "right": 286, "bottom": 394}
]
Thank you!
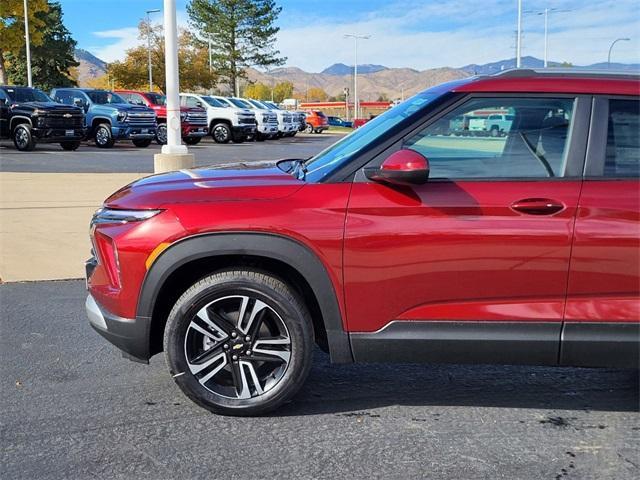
[
  {"left": 5, "top": 87, "right": 52, "bottom": 103},
  {"left": 86, "top": 91, "right": 127, "bottom": 105},
  {"left": 202, "top": 96, "right": 227, "bottom": 108},
  {"left": 247, "top": 99, "right": 268, "bottom": 110},
  {"left": 303, "top": 91, "right": 442, "bottom": 182},
  {"left": 147, "top": 93, "right": 166, "bottom": 105},
  {"left": 228, "top": 98, "right": 250, "bottom": 109}
]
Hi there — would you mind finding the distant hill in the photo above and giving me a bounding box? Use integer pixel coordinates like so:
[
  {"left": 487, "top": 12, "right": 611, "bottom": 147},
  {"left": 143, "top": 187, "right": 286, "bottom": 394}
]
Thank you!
[
  {"left": 321, "top": 63, "right": 388, "bottom": 75},
  {"left": 74, "top": 49, "right": 107, "bottom": 86},
  {"left": 461, "top": 56, "right": 640, "bottom": 74}
]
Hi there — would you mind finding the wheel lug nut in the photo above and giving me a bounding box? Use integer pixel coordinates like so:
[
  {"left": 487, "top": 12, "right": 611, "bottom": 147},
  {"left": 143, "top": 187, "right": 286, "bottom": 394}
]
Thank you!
[
  {"left": 232, "top": 355, "right": 238, "bottom": 361},
  {"left": 245, "top": 336, "right": 250, "bottom": 341},
  {"left": 223, "top": 344, "right": 229, "bottom": 349},
  {"left": 246, "top": 350, "right": 252, "bottom": 356},
  {"left": 231, "top": 332, "right": 237, "bottom": 338}
]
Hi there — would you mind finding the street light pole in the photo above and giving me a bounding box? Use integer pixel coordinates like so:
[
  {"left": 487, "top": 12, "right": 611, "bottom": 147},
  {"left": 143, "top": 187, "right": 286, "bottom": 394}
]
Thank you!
[
  {"left": 608, "top": 38, "right": 631, "bottom": 67},
  {"left": 23, "top": 0, "right": 32, "bottom": 87},
  {"left": 516, "top": 0, "right": 522, "bottom": 68},
  {"left": 146, "top": 9, "right": 160, "bottom": 92},
  {"left": 524, "top": 8, "right": 571, "bottom": 68},
  {"left": 344, "top": 34, "right": 370, "bottom": 120}
]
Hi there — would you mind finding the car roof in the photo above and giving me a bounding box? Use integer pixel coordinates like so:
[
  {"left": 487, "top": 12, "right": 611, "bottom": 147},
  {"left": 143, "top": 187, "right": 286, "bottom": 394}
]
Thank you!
[{"left": 452, "top": 69, "right": 640, "bottom": 96}]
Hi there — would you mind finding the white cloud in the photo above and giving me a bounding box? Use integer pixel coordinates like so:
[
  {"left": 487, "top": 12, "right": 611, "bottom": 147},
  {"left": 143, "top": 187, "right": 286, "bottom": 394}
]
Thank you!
[
  {"left": 88, "top": 27, "right": 141, "bottom": 63},
  {"left": 275, "top": 0, "right": 640, "bottom": 71}
]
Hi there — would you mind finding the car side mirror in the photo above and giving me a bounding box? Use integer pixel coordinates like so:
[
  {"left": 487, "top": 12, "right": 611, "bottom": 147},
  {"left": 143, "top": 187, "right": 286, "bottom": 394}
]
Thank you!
[
  {"left": 364, "top": 149, "right": 430, "bottom": 186},
  {"left": 196, "top": 101, "right": 203, "bottom": 108}
]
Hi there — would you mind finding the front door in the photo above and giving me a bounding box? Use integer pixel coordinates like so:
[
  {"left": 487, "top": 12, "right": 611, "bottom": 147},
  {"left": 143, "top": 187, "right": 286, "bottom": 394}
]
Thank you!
[{"left": 345, "top": 94, "right": 590, "bottom": 364}]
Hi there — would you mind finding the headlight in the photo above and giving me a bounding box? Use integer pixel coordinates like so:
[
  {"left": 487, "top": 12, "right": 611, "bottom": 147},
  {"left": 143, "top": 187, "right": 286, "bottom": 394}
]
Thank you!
[
  {"left": 91, "top": 208, "right": 162, "bottom": 226},
  {"left": 180, "top": 112, "right": 187, "bottom": 120},
  {"left": 116, "top": 111, "right": 128, "bottom": 122},
  {"left": 33, "top": 108, "right": 47, "bottom": 115}
]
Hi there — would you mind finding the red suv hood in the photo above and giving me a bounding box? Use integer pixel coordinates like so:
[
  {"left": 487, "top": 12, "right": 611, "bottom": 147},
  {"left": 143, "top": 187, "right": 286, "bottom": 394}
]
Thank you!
[
  {"left": 105, "top": 161, "right": 305, "bottom": 210},
  {"left": 150, "top": 105, "right": 200, "bottom": 117}
]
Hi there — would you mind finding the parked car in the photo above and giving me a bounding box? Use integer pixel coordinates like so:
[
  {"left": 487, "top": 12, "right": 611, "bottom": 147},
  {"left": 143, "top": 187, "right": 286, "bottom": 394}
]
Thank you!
[
  {"left": 261, "top": 100, "right": 298, "bottom": 137},
  {"left": 327, "top": 116, "right": 353, "bottom": 128},
  {"left": 484, "top": 113, "right": 515, "bottom": 136},
  {"left": 116, "top": 90, "right": 208, "bottom": 145},
  {"left": 0, "top": 85, "right": 84, "bottom": 151},
  {"left": 295, "top": 111, "right": 307, "bottom": 131},
  {"left": 180, "top": 93, "right": 256, "bottom": 144},
  {"left": 222, "top": 97, "right": 279, "bottom": 141},
  {"left": 352, "top": 118, "right": 369, "bottom": 129},
  {"left": 50, "top": 88, "right": 156, "bottom": 148},
  {"left": 85, "top": 69, "right": 639, "bottom": 416},
  {"left": 305, "top": 110, "right": 329, "bottom": 133}
]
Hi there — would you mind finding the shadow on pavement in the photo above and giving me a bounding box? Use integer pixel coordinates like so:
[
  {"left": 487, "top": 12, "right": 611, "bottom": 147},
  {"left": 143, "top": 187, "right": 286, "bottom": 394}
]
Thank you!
[{"left": 274, "top": 350, "right": 640, "bottom": 416}]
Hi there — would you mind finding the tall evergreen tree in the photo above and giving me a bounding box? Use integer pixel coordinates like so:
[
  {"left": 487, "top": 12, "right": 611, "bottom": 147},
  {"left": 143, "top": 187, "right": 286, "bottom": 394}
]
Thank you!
[
  {"left": 187, "top": 0, "right": 286, "bottom": 94},
  {"left": 6, "top": 1, "right": 79, "bottom": 90}
]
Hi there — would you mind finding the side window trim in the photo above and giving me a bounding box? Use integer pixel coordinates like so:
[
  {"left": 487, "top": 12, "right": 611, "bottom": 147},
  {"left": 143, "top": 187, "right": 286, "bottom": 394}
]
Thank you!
[{"left": 357, "top": 93, "right": 590, "bottom": 182}]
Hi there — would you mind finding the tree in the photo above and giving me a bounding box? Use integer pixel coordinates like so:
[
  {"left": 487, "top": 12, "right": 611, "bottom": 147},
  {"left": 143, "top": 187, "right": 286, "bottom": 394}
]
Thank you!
[
  {"left": 188, "top": 0, "right": 286, "bottom": 94},
  {"left": 272, "top": 81, "right": 292, "bottom": 102},
  {"left": 108, "top": 21, "right": 216, "bottom": 91},
  {"left": 243, "top": 82, "right": 271, "bottom": 100},
  {"left": 306, "top": 87, "right": 328, "bottom": 102},
  {"left": 6, "top": 2, "right": 79, "bottom": 91},
  {"left": 0, "top": 0, "right": 49, "bottom": 84},
  {"left": 376, "top": 93, "right": 390, "bottom": 102}
]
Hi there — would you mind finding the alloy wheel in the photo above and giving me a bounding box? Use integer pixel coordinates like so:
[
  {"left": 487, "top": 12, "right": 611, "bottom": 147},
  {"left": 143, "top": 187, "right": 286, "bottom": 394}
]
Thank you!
[
  {"left": 157, "top": 124, "right": 168, "bottom": 144},
  {"left": 184, "top": 295, "right": 291, "bottom": 400},
  {"left": 15, "top": 128, "right": 29, "bottom": 149},
  {"left": 96, "top": 127, "right": 109, "bottom": 145},
  {"left": 213, "top": 125, "right": 230, "bottom": 143}
]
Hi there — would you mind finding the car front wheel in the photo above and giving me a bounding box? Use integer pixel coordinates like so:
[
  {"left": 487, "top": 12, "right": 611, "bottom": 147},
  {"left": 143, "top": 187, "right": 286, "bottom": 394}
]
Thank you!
[
  {"left": 13, "top": 124, "right": 36, "bottom": 151},
  {"left": 164, "top": 270, "right": 314, "bottom": 416},
  {"left": 94, "top": 123, "right": 115, "bottom": 148},
  {"left": 211, "top": 123, "right": 231, "bottom": 143},
  {"left": 156, "top": 123, "right": 168, "bottom": 144},
  {"left": 305, "top": 123, "right": 314, "bottom": 134}
]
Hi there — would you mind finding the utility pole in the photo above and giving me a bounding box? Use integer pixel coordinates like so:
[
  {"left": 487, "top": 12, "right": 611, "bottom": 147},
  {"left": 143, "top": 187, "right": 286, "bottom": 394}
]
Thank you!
[
  {"left": 146, "top": 9, "right": 160, "bottom": 92},
  {"left": 516, "top": 0, "right": 522, "bottom": 68},
  {"left": 23, "top": 0, "right": 32, "bottom": 87},
  {"left": 154, "top": 0, "right": 194, "bottom": 173},
  {"left": 344, "top": 34, "right": 370, "bottom": 119},
  {"left": 524, "top": 7, "right": 572, "bottom": 68},
  {"left": 208, "top": 38, "right": 212, "bottom": 73},
  {"left": 608, "top": 38, "right": 631, "bottom": 67}
]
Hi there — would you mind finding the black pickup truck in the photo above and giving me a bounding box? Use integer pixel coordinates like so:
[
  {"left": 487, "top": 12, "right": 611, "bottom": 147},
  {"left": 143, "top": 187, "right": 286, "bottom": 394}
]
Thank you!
[{"left": 0, "top": 86, "right": 85, "bottom": 151}]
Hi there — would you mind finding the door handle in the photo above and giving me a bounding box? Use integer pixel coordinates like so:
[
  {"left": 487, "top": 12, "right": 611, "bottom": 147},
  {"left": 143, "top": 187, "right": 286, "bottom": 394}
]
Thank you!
[{"left": 510, "top": 198, "right": 565, "bottom": 215}]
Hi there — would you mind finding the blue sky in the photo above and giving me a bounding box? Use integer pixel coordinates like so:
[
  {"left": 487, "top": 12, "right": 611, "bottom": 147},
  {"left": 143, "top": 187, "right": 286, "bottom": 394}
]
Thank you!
[{"left": 59, "top": 0, "right": 640, "bottom": 71}]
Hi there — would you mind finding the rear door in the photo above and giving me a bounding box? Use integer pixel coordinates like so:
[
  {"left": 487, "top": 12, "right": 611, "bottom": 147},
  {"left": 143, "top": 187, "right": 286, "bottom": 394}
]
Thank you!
[
  {"left": 0, "top": 89, "right": 9, "bottom": 138},
  {"left": 561, "top": 96, "right": 640, "bottom": 367},
  {"left": 345, "top": 94, "right": 591, "bottom": 365}
]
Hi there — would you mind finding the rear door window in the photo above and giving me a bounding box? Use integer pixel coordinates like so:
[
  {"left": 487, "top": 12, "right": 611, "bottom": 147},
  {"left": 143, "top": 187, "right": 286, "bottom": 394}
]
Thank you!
[{"left": 604, "top": 99, "right": 640, "bottom": 178}]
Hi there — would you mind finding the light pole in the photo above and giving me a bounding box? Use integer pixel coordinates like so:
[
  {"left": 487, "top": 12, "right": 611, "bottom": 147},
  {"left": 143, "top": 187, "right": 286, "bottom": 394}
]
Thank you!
[
  {"left": 154, "top": 0, "right": 193, "bottom": 174},
  {"left": 516, "top": 0, "right": 522, "bottom": 68},
  {"left": 23, "top": 0, "right": 32, "bottom": 87},
  {"left": 208, "top": 38, "right": 213, "bottom": 73},
  {"left": 344, "top": 34, "right": 370, "bottom": 120},
  {"left": 608, "top": 38, "right": 631, "bottom": 67},
  {"left": 146, "top": 9, "right": 161, "bottom": 92},
  {"left": 524, "top": 8, "right": 572, "bottom": 67}
]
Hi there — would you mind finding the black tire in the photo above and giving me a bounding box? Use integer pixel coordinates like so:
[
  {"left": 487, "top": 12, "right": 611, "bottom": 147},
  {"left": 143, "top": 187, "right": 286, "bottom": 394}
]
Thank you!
[
  {"left": 156, "top": 123, "right": 168, "bottom": 145},
  {"left": 94, "top": 123, "right": 115, "bottom": 148},
  {"left": 183, "top": 136, "right": 202, "bottom": 145},
  {"left": 255, "top": 132, "right": 266, "bottom": 142},
  {"left": 305, "top": 123, "right": 314, "bottom": 134},
  {"left": 60, "top": 141, "right": 81, "bottom": 151},
  {"left": 211, "top": 123, "right": 231, "bottom": 143},
  {"left": 164, "top": 270, "right": 314, "bottom": 416},
  {"left": 12, "top": 124, "right": 36, "bottom": 151},
  {"left": 133, "top": 138, "right": 152, "bottom": 148},
  {"left": 314, "top": 129, "right": 323, "bottom": 134},
  {"left": 490, "top": 126, "right": 499, "bottom": 137}
]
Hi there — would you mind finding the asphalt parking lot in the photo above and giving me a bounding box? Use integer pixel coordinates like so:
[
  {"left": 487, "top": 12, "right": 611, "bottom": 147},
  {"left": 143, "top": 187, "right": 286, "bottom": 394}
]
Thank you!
[
  {"left": 0, "top": 133, "right": 338, "bottom": 174},
  {"left": 1, "top": 280, "right": 638, "bottom": 480}
]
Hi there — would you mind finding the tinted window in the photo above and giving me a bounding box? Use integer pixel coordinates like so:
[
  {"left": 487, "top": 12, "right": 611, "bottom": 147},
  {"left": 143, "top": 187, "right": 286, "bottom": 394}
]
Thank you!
[
  {"left": 0, "top": 89, "right": 8, "bottom": 102},
  {"left": 147, "top": 93, "right": 166, "bottom": 105},
  {"left": 405, "top": 97, "right": 575, "bottom": 179},
  {"left": 4, "top": 87, "right": 52, "bottom": 103},
  {"left": 86, "top": 91, "right": 126, "bottom": 105},
  {"left": 604, "top": 99, "right": 639, "bottom": 177}
]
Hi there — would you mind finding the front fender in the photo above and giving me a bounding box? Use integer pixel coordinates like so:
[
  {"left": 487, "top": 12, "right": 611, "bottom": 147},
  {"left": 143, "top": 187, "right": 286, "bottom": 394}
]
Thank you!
[{"left": 137, "top": 232, "right": 353, "bottom": 363}]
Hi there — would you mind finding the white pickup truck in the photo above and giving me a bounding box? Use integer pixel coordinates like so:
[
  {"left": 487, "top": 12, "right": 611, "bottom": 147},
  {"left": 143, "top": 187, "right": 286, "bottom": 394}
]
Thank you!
[
  {"left": 214, "top": 96, "right": 279, "bottom": 141},
  {"left": 180, "top": 93, "right": 256, "bottom": 143}
]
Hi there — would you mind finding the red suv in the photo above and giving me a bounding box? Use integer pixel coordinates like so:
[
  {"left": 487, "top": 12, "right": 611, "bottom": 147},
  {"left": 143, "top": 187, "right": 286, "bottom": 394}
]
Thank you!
[
  {"left": 305, "top": 110, "right": 329, "bottom": 133},
  {"left": 87, "top": 70, "right": 639, "bottom": 415},
  {"left": 116, "top": 90, "right": 208, "bottom": 145}
]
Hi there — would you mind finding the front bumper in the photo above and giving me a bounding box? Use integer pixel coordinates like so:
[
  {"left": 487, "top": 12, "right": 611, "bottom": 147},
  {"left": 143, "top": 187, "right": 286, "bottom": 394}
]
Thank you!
[
  {"left": 112, "top": 125, "right": 157, "bottom": 140},
  {"left": 257, "top": 123, "right": 279, "bottom": 134},
  {"left": 182, "top": 125, "right": 208, "bottom": 138},
  {"left": 86, "top": 294, "right": 151, "bottom": 363},
  {"left": 231, "top": 125, "right": 257, "bottom": 136},
  {"left": 31, "top": 127, "right": 86, "bottom": 142}
]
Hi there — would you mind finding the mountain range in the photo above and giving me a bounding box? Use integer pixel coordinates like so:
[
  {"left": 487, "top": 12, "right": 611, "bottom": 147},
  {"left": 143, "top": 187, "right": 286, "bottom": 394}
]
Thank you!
[{"left": 73, "top": 50, "right": 638, "bottom": 100}]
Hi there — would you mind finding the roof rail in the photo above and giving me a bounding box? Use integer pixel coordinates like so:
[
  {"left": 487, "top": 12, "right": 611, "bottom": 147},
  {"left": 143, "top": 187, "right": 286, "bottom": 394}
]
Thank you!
[{"left": 493, "top": 68, "right": 640, "bottom": 79}]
